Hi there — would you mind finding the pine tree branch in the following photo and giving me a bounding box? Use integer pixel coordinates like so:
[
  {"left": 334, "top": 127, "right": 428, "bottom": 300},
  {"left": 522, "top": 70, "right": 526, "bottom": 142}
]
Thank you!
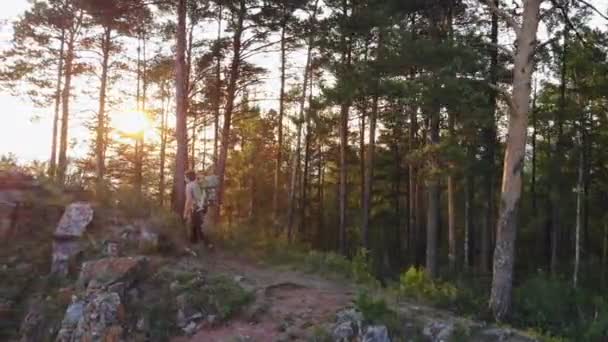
[
  {"left": 479, "top": 0, "right": 521, "bottom": 34},
  {"left": 574, "top": 0, "right": 608, "bottom": 21}
]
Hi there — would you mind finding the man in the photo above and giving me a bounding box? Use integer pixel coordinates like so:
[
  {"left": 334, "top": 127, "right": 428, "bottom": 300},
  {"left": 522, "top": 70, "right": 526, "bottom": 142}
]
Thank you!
[{"left": 184, "top": 170, "right": 211, "bottom": 246}]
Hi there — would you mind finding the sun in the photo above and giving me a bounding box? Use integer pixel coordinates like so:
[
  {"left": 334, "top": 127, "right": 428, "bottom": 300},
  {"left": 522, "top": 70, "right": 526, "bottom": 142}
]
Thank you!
[{"left": 111, "top": 110, "right": 152, "bottom": 137}]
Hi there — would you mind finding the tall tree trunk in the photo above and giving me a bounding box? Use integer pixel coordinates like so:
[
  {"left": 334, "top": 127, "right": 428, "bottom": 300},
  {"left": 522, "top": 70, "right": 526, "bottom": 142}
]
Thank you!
[
  {"left": 550, "top": 20, "right": 569, "bottom": 275},
  {"left": 287, "top": 34, "right": 314, "bottom": 242},
  {"left": 482, "top": 1, "right": 499, "bottom": 273},
  {"left": 488, "top": 0, "right": 542, "bottom": 321},
  {"left": 172, "top": 0, "right": 188, "bottom": 215},
  {"left": 447, "top": 112, "right": 456, "bottom": 271},
  {"left": 213, "top": 4, "right": 222, "bottom": 170},
  {"left": 425, "top": 100, "right": 440, "bottom": 278},
  {"left": 362, "top": 32, "right": 382, "bottom": 250},
  {"left": 464, "top": 165, "right": 474, "bottom": 269},
  {"left": 409, "top": 107, "right": 418, "bottom": 264},
  {"left": 216, "top": 0, "right": 245, "bottom": 221},
  {"left": 49, "top": 29, "right": 65, "bottom": 178},
  {"left": 300, "top": 69, "right": 315, "bottom": 238},
  {"left": 338, "top": 0, "right": 352, "bottom": 255},
  {"left": 573, "top": 125, "right": 584, "bottom": 288},
  {"left": 57, "top": 27, "right": 76, "bottom": 185},
  {"left": 95, "top": 27, "right": 112, "bottom": 193},
  {"left": 273, "top": 21, "right": 288, "bottom": 223},
  {"left": 159, "top": 89, "right": 168, "bottom": 206}
]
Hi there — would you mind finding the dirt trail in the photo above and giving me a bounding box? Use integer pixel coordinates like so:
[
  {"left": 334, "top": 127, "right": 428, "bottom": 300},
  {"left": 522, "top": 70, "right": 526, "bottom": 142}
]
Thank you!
[{"left": 172, "top": 250, "right": 356, "bottom": 342}]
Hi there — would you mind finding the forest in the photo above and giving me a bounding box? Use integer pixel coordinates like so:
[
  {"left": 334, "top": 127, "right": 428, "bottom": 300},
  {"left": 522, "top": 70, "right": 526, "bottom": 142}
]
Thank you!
[{"left": 1, "top": 0, "right": 608, "bottom": 339}]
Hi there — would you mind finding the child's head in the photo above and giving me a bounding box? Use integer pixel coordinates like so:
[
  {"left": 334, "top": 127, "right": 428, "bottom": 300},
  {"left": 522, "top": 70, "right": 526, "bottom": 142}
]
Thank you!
[{"left": 185, "top": 170, "right": 196, "bottom": 182}]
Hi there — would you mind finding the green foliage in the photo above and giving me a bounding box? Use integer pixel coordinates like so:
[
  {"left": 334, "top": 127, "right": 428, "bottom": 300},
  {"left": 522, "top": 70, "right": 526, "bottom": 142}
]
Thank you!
[
  {"left": 354, "top": 290, "right": 404, "bottom": 337},
  {"left": 513, "top": 274, "right": 579, "bottom": 335},
  {"left": 398, "top": 267, "right": 458, "bottom": 306}
]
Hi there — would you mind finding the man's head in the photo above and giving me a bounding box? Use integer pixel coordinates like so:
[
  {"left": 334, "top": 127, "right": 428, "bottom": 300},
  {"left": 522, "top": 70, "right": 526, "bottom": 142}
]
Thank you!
[{"left": 185, "top": 170, "right": 196, "bottom": 182}]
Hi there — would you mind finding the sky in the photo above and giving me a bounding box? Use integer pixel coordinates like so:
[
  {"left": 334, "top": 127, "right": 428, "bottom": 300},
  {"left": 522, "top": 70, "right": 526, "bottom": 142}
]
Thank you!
[{"left": 0, "top": 0, "right": 607, "bottom": 163}]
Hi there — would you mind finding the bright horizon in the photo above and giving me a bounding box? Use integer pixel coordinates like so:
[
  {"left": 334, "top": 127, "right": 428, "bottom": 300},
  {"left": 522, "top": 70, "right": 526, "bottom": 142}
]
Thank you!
[{"left": 1, "top": 0, "right": 607, "bottom": 163}]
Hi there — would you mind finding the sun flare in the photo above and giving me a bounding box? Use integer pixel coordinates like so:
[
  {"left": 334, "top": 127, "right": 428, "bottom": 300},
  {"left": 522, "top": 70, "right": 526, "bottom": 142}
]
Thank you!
[{"left": 111, "top": 110, "right": 152, "bottom": 137}]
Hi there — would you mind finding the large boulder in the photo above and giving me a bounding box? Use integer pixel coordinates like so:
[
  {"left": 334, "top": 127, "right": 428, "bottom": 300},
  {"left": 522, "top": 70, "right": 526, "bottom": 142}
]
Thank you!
[
  {"left": 53, "top": 202, "right": 94, "bottom": 238},
  {"left": 51, "top": 202, "right": 94, "bottom": 276},
  {"left": 78, "top": 256, "right": 148, "bottom": 296}
]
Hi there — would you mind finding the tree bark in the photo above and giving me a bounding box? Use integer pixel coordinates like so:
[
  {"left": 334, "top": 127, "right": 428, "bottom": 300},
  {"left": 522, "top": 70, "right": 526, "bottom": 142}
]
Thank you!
[
  {"left": 287, "top": 31, "right": 314, "bottom": 242},
  {"left": 57, "top": 25, "right": 77, "bottom": 185},
  {"left": 95, "top": 27, "right": 112, "bottom": 193},
  {"left": 213, "top": 4, "right": 222, "bottom": 170},
  {"left": 482, "top": 0, "right": 499, "bottom": 273},
  {"left": 362, "top": 32, "right": 382, "bottom": 250},
  {"left": 216, "top": 0, "right": 245, "bottom": 221},
  {"left": 159, "top": 88, "right": 168, "bottom": 206},
  {"left": 573, "top": 126, "right": 584, "bottom": 288},
  {"left": 172, "top": 0, "right": 188, "bottom": 215},
  {"left": 338, "top": 0, "right": 352, "bottom": 255},
  {"left": 409, "top": 107, "right": 418, "bottom": 264},
  {"left": 273, "top": 20, "right": 287, "bottom": 224},
  {"left": 447, "top": 112, "right": 456, "bottom": 271},
  {"left": 425, "top": 100, "right": 440, "bottom": 278},
  {"left": 488, "top": 0, "right": 542, "bottom": 321},
  {"left": 49, "top": 29, "right": 65, "bottom": 178}
]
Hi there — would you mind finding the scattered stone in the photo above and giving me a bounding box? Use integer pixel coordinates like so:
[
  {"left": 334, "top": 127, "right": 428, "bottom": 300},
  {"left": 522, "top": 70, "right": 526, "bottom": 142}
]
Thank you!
[
  {"left": 362, "top": 325, "right": 391, "bottom": 342},
  {"left": 422, "top": 320, "right": 455, "bottom": 342},
  {"left": 104, "top": 240, "right": 121, "bottom": 257},
  {"left": 332, "top": 308, "right": 364, "bottom": 341}
]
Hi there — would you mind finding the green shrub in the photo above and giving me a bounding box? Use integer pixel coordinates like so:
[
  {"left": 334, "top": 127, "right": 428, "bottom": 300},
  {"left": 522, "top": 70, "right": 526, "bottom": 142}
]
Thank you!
[
  {"left": 355, "top": 290, "right": 404, "bottom": 336},
  {"left": 398, "top": 267, "right": 458, "bottom": 306},
  {"left": 513, "top": 274, "right": 579, "bottom": 336}
]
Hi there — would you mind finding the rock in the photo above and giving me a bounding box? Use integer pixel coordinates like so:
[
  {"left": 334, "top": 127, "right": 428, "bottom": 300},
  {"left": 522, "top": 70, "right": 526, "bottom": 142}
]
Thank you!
[
  {"left": 0, "top": 170, "right": 36, "bottom": 240},
  {"left": 51, "top": 239, "right": 83, "bottom": 276},
  {"left": 136, "top": 316, "right": 148, "bottom": 331},
  {"left": 183, "top": 321, "right": 198, "bottom": 336},
  {"left": 104, "top": 240, "right": 121, "bottom": 257},
  {"left": 176, "top": 293, "right": 205, "bottom": 330},
  {"left": 474, "top": 327, "right": 538, "bottom": 342},
  {"left": 0, "top": 298, "right": 13, "bottom": 321},
  {"left": 51, "top": 202, "right": 94, "bottom": 276},
  {"left": 138, "top": 227, "right": 159, "bottom": 253},
  {"left": 53, "top": 202, "right": 94, "bottom": 238},
  {"left": 19, "top": 300, "right": 46, "bottom": 342},
  {"left": 57, "top": 291, "right": 125, "bottom": 342},
  {"left": 362, "top": 326, "right": 391, "bottom": 342},
  {"left": 332, "top": 308, "right": 364, "bottom": 341},
  {"left": 422, "top": 320, "right": 454, "bottom": 342},
  {"left": 78, "top": 256, "right": 147, "bottom": 293},
  {"left": 333, "top": 321, "right": 358, "bottom": 341}
]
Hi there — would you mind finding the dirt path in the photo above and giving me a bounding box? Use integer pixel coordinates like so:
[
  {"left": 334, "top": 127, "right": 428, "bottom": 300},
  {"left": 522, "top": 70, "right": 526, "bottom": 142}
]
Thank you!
[{"left": 172, "top": 250, "right": 356, "bottom": 342}]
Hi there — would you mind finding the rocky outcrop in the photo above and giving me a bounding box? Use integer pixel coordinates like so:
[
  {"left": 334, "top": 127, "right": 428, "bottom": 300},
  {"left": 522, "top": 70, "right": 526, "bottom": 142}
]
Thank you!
[
  {"left": 51, "top": 202, "right": 94, "bottom": 276},
  {"left": 56, "top": 292, "right": 125, "bottom": 342},
  {"left": 78, "top": 256, "right": 147, "bottom": 295},
  {"left": 332, "top": 308, "right": 391, "bottom": 342},
  {"left": 55, "top": 256, "right": 147, "bottom": 342},
  {"left": 0, "top": 170, "right": 36, "bottom": 240}
]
